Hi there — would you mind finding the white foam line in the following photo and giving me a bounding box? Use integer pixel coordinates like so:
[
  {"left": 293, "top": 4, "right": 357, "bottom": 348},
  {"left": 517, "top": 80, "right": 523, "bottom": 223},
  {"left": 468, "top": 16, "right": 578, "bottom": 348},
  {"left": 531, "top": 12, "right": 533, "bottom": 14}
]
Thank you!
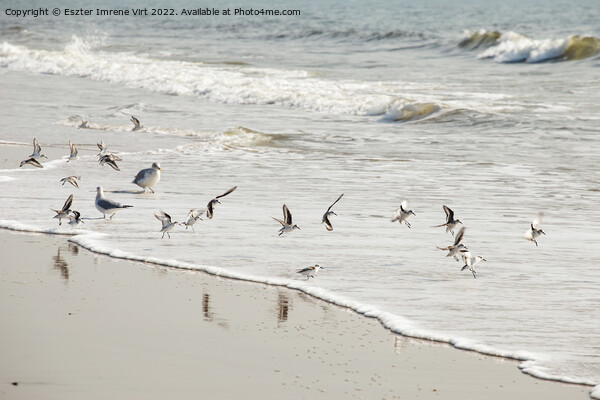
[{"left": 0, "top": 222, "right": 597, "bottom": 394}]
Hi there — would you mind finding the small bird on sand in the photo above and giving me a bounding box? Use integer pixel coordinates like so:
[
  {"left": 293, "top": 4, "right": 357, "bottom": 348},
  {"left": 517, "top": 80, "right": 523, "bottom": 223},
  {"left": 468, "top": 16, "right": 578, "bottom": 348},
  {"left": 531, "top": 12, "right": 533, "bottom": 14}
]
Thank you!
[
  {"left": 154, "top": 210, "right": 180, "bottom": 239},
  {"left": 183, "top": 209, "right": 204, "bottom": 232},
  {"left": 297, "top": 264, "right": 323, "bottom": 280}
]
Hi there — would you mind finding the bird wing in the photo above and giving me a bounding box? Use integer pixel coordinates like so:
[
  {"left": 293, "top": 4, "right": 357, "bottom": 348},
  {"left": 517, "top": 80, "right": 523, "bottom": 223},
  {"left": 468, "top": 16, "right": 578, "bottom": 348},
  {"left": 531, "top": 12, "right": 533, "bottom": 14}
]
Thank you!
[
  {"left": 532, "top": 212, "right": 544, "bottom": 228},
  {"left": 33, "top": 138, "right": 41, "bottom": 153},
  {"left": 283, "top": 204, "right": 293, "bottom": 225},
  {"left": 297, "top": 266, "right": 314, "bottom": 273},
  {"left": 206, "top": 201, "right": 215, "bottom": 219},
  {"left": 323, "top": 214, "right": 333, "bottom": 231},
  {"left": 272, "top": 217, "right": 285, "bottom": 227},
  {"left": 326, "top": 193, "right": 344, "bottom": 213},
  {"left": 443, "top": 205, "right": 454, "bottom": 223},
  {"left": 216, "top": 186, "right": 237, "bottom": 199},
  {"left": 131, "top": 116, "right": 140, "bottom": 127},
  {"left": 62, "top": 194, "right": 74, "bottom": 212},
  {"left": 453, "top": 227, "right": 465, "bottom": 246},
  {"left": 97, "top": 141, "right": 105, "bottom": 151}
]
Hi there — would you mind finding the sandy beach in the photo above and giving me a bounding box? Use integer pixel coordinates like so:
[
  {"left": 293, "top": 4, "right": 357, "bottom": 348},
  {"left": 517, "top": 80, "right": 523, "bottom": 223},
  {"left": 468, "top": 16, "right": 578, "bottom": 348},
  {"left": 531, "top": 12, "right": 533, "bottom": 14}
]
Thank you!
[{"left": 0, "top": 229, "right": 591, "bottom": 399}]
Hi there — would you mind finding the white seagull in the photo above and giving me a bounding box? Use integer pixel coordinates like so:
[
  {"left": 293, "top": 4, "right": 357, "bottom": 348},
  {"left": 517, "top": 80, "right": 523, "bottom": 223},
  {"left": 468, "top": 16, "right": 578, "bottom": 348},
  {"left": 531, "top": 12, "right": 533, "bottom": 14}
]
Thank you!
[
  {"left": 19, "top": 157, "right": 43, "bottom": 168},
  {"left": 130, "top": 116, "right": 142, "bottom": 131},
  {"left": 459, "top": 249, "right": 486, "bottom": 279},
  {"left": 52, "top": 194, "right": 73, "bottom": 226},
  {"left": 206, "top": 186, "right": 237, "bottom": 219},
  {"left": 273, "top": 204, "right": 300, "bottom": 236},
  {"left": 154, "top": 210, "right": 180, "bottom": 239},
  {"left": 29, "top": 138, "right": 47, "bottom": 159},
  {"left": 95, "top": 186, "right": 133, "bottom": 219},
  {"left": 297, "top": 264, "right": 323, "bottom": 280},
  {"left": 524, "top": 212, "right": 545, "bottom": 246},
  {"left": 132, "top": 162, "right": 161, "bottom": 193},
  {"left": 391, "top": 200, "right": 416, "bottom": 228},
  {"left": 322, "top": 193, "right": 344, "bottom": 231},
  {"left": 60, "top": 176, "right": 81, "bottom": 189},
  {"left": 183, "top": 209, "right": 204, "bottom": 232},
  {"left": 433, "top": 205, "right": 462, "bottom": 235},
  {"left": 437, "top": 226, "right": 467, "bottom": 260}
]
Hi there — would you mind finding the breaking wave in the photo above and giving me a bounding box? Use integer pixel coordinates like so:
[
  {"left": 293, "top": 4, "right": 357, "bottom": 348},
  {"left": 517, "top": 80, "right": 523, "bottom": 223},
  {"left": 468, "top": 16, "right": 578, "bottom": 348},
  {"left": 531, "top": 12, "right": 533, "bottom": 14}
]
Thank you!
[{"left": 460, "top": 30, "right": 600, "bottom": 63}]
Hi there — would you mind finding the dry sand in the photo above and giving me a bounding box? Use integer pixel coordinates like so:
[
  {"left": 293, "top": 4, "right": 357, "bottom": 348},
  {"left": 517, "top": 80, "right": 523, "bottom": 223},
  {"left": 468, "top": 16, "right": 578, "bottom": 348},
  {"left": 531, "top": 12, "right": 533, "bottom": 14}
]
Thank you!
[{"left": 0, "top": 230, "right": 591, "bottom": 400}]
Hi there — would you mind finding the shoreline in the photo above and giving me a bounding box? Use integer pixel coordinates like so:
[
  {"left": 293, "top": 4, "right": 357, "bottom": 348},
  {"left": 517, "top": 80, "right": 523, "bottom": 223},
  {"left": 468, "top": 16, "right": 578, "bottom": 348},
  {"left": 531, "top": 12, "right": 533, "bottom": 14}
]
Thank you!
[{"left": 0, "top": 229, "right": 592, "bottom": 399}]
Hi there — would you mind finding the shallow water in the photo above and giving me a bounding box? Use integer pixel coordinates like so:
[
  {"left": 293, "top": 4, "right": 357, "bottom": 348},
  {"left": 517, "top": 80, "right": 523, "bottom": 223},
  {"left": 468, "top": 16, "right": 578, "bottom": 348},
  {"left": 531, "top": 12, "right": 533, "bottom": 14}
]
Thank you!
[{"left": 1, "top": 0, "right": 599, "bottom": 395}]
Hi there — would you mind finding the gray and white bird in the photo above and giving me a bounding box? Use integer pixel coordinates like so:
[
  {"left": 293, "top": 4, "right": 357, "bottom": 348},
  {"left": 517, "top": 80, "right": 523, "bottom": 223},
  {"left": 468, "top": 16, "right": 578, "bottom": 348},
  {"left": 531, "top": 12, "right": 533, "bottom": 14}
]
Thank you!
[
  {"left": 322, "top": 193, "right": 344, "bottom": 231},
  {"left": 297, "top": 264, "right": 323, "bottom": 280},
  {"left": 459, "top": 249, "right": 486, "bottom": 279},
  {"left": 433, "top": 205, "right": 462, "bottom": 235},
  {"left": 206, "top": 186, "right": 237, "bottom": 219},
  {"left": 95, "top": 186, "right": 133, "bottom": 219},
  {"left": 391, "top": 200, "right": 416, "bottom": 228},
  {"left": 99, "top": 153, "right": 121, "bottom": 171},
  {"left": 67, "top": 140, "right": 79, "bottom": 162},
  {"left": 437, "top": 226, "right": 467, "bottom": 261},
  {"left": 29, "top": 138, "right": 47, "bottom": 159},
  {"left": 67, "top": 210, "right": 84, "bottom": 228},
  {"left": 19, "top": 157, "right": 43, "bottom": 168},
  {"left": 130, "top": 116, "right": 142, "bottom": 131},
  {"left": 524, "top": 212, "right": 545, "bottom": 246},
  {"left": 60, "top": 175, "right": 81, "bottom": 188},
  {"left": 154, "top": 210, "right": 180, "bottom": 239},
  {"left": 132, "top": 162, "right": 161, "bottom": 193},
  {"left": 52, "top": 194, "right": 73, "bottom": 226},
  {"left": 273, "top": 204, "right": 300, "bottom": 236},
  {"left": 183, "top": 209, "right": 204, "bottom": 232},
  {"left": 78, "top": 120, "right": 88, "bottom": 129}
]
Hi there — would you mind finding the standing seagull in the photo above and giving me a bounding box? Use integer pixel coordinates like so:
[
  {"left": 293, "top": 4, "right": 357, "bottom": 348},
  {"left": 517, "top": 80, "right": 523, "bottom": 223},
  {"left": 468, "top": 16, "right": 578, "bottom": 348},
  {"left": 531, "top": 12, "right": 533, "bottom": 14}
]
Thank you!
[
  {"left": 206, "top": 186, "right": 237, "bottom": 219},
  {"left": 130, "top": 116, "right": 142, "bottom": 131},
  {"left": 52, "top": 194, "right": 73, "bottom": 226},
  {"left": 273, "top": 204, "right": 300, "bottom": 236},
  {"left": 459, "top": 250, "right": 487, "bottom": 279},
  {"left": 95, "top": 186, "right": 133, "bottom": 219},
  {"left": 19, "top": 158, "right": 43, "bottom": 168},
  {"left": 391, "top": 200, "right": 416, "bottom": 228},
  {"left": 322, "top": 193, "right": 344, "bottom": 231},
  {"left": 60, "top": 176, "right": 81, "bottom": 188},
  {"left": 29, "top": 138, "right": 47, "bottom": 159},
  {"left": 433, "top": 205, "right": 462, "bottom": 235},
  {"left": 297, "top": 264, "right": 323, "bottom": 280},
  {"left": 183, "top": 209, "right": 204, "bottom": 232},
  {"left": 68, "top": 210, "right": 84, "bottom": 228},
  {"left": 132, "top": 162, "right": 161, "bottom": 193},
  {"left": 154, "top": 210, "right": 180, "bottom": 239},
  {"left": 437, "top": 226, "right": 467, "bottom": 261},
  {"left": 524, "top": 212, "right": 545, "bottom": 246},
  {"left": 67, "top": 141, "right": 79, "bottom": 162}
]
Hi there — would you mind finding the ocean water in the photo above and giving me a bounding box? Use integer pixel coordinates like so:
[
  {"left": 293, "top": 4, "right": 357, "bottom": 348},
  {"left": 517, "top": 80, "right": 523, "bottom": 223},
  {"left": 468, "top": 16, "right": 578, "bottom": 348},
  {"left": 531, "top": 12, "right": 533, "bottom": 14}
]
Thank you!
[{"left": 1, "top": 0, "right": 599, "bottom": 395}]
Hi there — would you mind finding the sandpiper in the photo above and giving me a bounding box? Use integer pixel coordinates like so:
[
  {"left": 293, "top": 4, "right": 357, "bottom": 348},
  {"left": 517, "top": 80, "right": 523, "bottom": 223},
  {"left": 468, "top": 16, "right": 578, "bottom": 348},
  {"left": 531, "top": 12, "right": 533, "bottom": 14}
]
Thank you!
[
  {"left": 524, "top": 212, "right": 545, "bottom": 246},
  {"left": 52, "top": 194, "right": 73, "bottom": 226},
  {"left": 437, "top": 226, "right": 467, "bottom": 260},
  {"left": 154, "top": 210, "right": 180, "bottom": 239},
  {"left": 297, "top": 264, "right": 323, "bottom": 279},
  {"left": 206, "top": 186, "right": 237, "bottom": 219},
  {"left": 391, "top": 200, "right": 416, "bottom": 228},
  {"left": 130, "top": 116, "right": 142, "bottom": 131},
  {"left": 322, "top": 193, "right": 344, "bottom": 231},
  {"left": 67, "top": 141, "right": 79, "bottom": 162},
  {"left": 60, "top": 176, "right": 81, "bottom": 189},
  {"left": 433, "top": 205, "right": 462, "bottom": 235},
  {"left": 273, "top": 204, "right": 300, "bottom": 236}
]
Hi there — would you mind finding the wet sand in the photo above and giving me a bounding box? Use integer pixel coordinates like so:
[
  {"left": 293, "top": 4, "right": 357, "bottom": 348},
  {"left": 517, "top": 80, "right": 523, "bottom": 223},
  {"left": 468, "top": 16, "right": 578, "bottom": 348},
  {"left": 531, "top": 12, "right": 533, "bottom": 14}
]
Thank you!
[{"left": 0, "top": 230, "right": 591, "bottom": 400}]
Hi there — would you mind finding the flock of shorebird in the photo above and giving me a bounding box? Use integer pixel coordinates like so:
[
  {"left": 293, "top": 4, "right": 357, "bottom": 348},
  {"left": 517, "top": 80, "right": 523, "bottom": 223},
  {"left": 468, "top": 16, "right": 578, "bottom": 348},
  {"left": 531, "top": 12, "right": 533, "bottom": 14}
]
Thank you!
[{"left": 17, "top": 116, "right": 547, "bottom": 279}]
